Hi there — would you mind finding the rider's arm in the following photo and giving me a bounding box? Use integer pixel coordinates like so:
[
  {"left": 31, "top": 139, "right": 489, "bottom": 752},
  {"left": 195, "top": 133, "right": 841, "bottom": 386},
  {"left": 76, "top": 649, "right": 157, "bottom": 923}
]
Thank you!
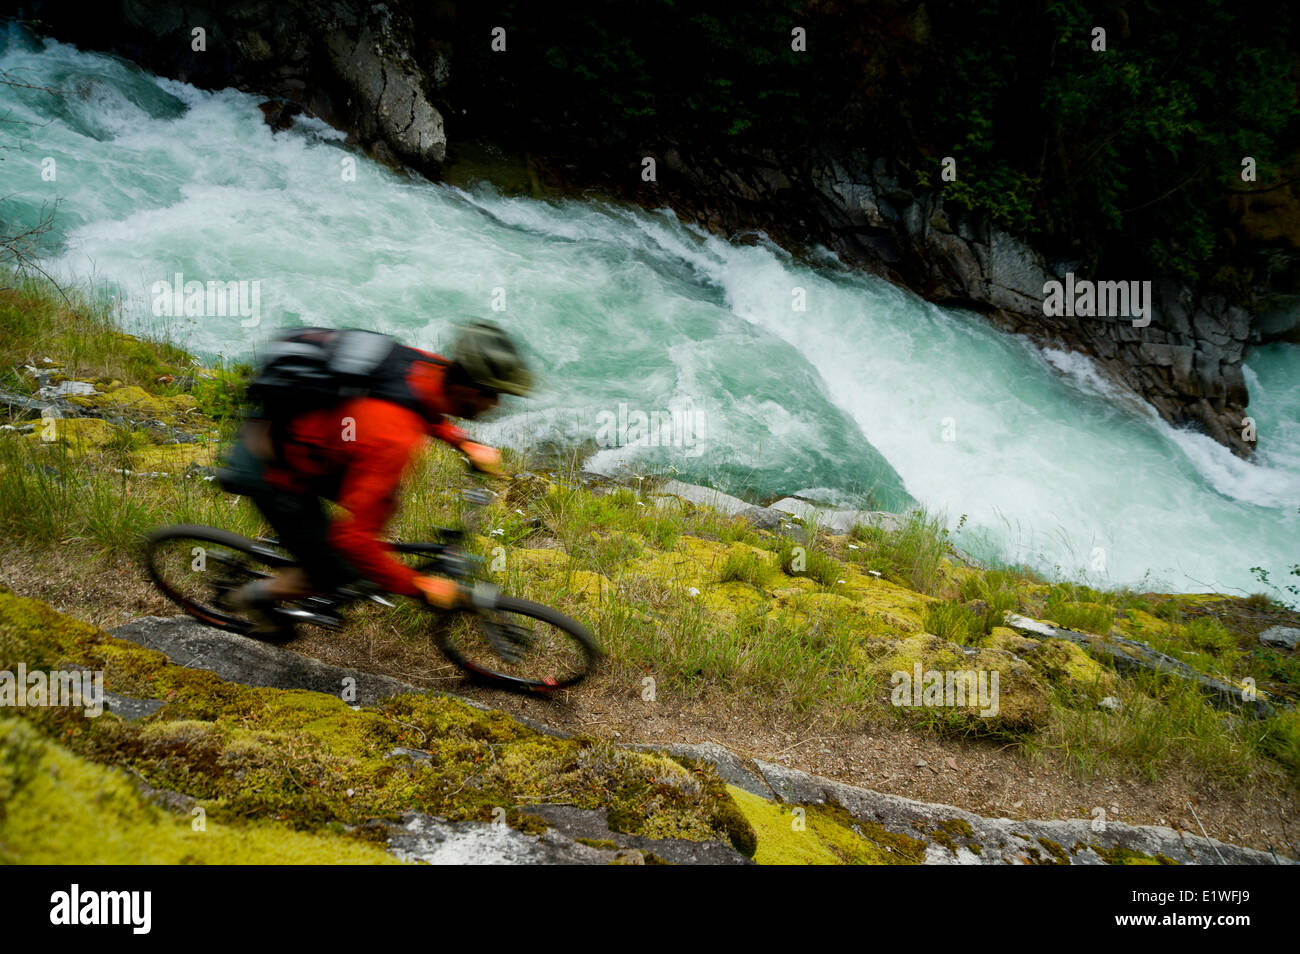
[
  {"left": 430, "top": 415, "right": 499, "bottom": 474},
  {"left": 429, "top": 417, "right": 469, "bottom": 450}
]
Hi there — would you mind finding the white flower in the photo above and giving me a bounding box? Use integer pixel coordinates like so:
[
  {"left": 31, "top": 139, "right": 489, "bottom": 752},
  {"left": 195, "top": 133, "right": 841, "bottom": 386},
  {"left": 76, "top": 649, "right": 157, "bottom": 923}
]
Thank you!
[
  {"left": 490, "top": 528, "right": 505, "bottom": 536},
  {"left": 848, "top": 544, "right": 859, "bottom": 550},
  {"left": 687, "top": 587, "right": 701, "bottom": 597}
]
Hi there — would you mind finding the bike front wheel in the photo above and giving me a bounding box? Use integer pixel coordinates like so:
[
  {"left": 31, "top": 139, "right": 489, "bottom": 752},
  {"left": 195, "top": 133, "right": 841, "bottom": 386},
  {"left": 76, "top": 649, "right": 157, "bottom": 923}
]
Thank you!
[{"left": 435, "top": 595, "right": 603, "bottom": 692}]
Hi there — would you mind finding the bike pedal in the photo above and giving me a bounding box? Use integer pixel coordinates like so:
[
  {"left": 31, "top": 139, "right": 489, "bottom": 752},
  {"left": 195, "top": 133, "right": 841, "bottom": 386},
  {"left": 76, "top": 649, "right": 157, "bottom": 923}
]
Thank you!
[{"left": 276, "top": 606, "right": 343, "bottom": 630}]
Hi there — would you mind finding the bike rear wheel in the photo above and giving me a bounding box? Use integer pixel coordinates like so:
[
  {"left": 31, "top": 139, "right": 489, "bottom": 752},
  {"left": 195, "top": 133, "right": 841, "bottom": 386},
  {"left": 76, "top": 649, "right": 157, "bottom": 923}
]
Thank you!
[
  {"left": 143, "top": 524, "right": 296, "bottom": 634},
  {"left": 435, "top": 595, "right": 602, "bottom": 692}
]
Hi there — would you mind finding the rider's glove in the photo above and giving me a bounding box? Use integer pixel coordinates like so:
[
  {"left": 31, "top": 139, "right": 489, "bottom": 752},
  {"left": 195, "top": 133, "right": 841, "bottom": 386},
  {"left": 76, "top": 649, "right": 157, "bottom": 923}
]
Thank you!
[
  {"left": 414, "top": 575, "right": 465, "bottom": 610},
  {"left": 461, "top": 441, "right": 502, "bottom": 476}
]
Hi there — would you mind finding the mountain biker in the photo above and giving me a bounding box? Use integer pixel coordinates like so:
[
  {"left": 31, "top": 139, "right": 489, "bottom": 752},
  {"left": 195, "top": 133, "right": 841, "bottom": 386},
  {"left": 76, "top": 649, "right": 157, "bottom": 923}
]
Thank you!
[{"left": 219, "top": 320, "right": 532, "bottom": 639}]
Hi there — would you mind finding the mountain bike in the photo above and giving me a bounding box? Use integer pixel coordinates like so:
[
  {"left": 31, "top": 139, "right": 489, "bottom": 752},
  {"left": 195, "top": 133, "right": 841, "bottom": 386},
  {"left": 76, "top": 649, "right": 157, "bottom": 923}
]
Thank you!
[{"left": 141, "top": 483, "right": 602, "bottom": 692}]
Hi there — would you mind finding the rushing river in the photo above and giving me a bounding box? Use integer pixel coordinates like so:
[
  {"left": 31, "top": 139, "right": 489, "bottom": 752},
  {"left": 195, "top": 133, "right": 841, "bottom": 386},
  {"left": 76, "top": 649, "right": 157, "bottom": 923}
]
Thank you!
[{"left": 2, "top": 26, "right": 1297, "bottom": 599}]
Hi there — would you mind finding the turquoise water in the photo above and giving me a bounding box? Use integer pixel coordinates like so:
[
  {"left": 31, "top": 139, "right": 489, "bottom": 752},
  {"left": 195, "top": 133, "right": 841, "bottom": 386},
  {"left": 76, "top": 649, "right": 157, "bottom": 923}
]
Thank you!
[{"left": 2, "top": 27, "right": 1297, "bottom": 599}]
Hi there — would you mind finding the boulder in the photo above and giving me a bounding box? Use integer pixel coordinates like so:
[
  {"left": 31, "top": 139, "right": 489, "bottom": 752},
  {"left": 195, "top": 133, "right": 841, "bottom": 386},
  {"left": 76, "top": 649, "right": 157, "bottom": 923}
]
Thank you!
[{"left": 1259, "top": 626, "right": 1300, "bottom": 650}]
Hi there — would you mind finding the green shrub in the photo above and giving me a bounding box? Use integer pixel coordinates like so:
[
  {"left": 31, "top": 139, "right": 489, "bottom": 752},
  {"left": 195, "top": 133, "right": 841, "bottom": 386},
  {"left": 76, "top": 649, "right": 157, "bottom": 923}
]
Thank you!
[
  {"left": 1181, "top": 617, "right": 1237, "bottom": 657},
  {"left": 774, "top": 538, "right": 840, "bottom": 587},
  {"left": 924, "top": 602, "right": 979, "bottom": 645},
  {"left": 960, "top": 571, "right": 1021, "bottom": 634},
  {"left": 1153, "top": 601, "right": 1183, "bottom": 624},
  {"left": 1045, "top": 598, "right": 1113, "bottom": 635},
  {"left": 1251, "top": 709, "right": 1300, "bottom": 778},
  {"left": 718, "top": 550, "right": 774, "bottom": 589}
]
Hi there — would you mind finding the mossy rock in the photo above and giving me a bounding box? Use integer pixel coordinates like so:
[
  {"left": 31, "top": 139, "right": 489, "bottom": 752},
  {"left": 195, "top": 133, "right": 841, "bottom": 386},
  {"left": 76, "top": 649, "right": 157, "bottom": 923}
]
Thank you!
[
  {"left": 1023, "top": 638, "right": 1116, "bottom": 695},
  {"left": 988, "top": 626, "right": 1040, "bottom": 654},
  {"left": 25, "top": 416, "right": 124, "bottom": 450},
  {"left": 725, "top": 786, "right": 926, "bottom": 864},
  {"left": 698, "top": 580, "right": 768, "bottom": 621},
  {"left": 0, "top": 590, "right": 749, "bottom": 856},
  {"left": 874, "top": 633, "right": 1051, "bottom": 735},
  {"left": 0, "top": 716, "right": 399, "bottom": 864},
  {"left": 130, "top": 442, "right": 216, "bottom": 472},
  {"left": 66, "top": 383, "right": 199, "bottom": 424},
  {"left": 1076, "top": 841, "right": 1180, "bottom": 865},
  {"left": 1114, "top": 608, "right": 1174, "bottom": 640},
  {"left": 836, "top": 571, "right": 935, "bottom": 631}
]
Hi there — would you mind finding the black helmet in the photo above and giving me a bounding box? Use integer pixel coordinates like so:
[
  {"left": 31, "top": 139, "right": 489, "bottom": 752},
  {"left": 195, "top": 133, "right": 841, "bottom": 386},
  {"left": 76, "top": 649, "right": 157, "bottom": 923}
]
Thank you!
[{"left": 451, "top": 319, "right": 533, "bottom": 397}]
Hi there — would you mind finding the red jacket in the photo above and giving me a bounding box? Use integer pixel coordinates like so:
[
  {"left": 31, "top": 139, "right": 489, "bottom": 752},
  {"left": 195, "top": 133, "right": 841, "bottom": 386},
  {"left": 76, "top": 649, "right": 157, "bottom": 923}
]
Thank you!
[{"left": 264, "top": 357, "right": 467, "bottom": 596}]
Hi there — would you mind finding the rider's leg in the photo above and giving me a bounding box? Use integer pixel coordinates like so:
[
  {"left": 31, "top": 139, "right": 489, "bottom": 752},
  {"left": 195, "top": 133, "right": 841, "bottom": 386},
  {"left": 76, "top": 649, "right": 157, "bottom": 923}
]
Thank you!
[
  {"left": 219, "top": 426, "right": 360, "bottom": 636},
  {"left": 261, "top": 566, "right": 315, "bottom": 600},
  {"left": 235, "top": 566, "right": 314, "bottom": 603},
  {"left": 220, "top": 432, "right": 329, "bottom": 635}
]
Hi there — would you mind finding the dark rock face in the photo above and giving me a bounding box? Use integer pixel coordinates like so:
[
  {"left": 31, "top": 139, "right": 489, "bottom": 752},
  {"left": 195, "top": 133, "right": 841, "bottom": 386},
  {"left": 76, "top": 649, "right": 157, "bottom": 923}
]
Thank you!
[
  {"left": 321, "top": 5, "right": 445, "bottom": 165},
  {"left": 13, "top": 2, "right": 1263, "bottom": 455},
  {"left": 21, "top": 0, "right": 447, "bottom": 170}
]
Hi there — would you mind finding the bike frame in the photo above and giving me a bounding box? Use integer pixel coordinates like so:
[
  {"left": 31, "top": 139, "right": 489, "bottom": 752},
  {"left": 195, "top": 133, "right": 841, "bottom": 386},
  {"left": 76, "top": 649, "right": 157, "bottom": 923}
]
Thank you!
[{"left": 250, "top": 532, "right": 494, "bottom": 630}]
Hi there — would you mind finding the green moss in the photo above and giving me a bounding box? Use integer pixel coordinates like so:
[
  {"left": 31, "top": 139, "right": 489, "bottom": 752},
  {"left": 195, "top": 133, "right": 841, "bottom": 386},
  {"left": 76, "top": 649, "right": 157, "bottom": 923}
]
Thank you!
[
  {"left": 575, "top": 837, "right": 619, "bottom": 849},
  {"left": 606, "top": 806, "right": 640, "bottom": 834},
  {"left": 920, "top": 817, "right": 979, "bottom": 856},
  {"left": 929, "top": 828, "right": 958, "bottom": 854},
  {"left": 717, "top": 548, "right": 776, "bottom": 590},
  {"left": 506, "top": 809, "right": 549, "bottom": 835},
  {"left": 940, "top": 817, "right": 975, "bottom": 839},
  {"left": 1026, "top": 638, "right": 1116, "bottom": 696},
  {"left": 1088, "top": 842, "right": 1180, "bottom": 865},
  {"left": 725, "top": 786, "right": 926, "bottom": 865},
  {"left": 670, "top": 756, "right": 758, "bottom": 857},
  {"left": 1037, "top": 837, "right": 1070, "bottom": 864},
  {"left": 0, "top": 716, "right": 399, "bottom": 864},
  {"left": 874, "top": 632, "right": 1052, "bottom": 737},
  {"left": 66, "top": 383, "right": 199, "bottom": 425}
]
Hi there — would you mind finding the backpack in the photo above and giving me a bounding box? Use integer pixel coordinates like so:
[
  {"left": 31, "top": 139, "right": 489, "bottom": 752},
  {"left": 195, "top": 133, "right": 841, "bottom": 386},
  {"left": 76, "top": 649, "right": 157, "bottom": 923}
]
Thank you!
[{"left": 247, "top": 327, "right": 441, "bottom": 451}]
